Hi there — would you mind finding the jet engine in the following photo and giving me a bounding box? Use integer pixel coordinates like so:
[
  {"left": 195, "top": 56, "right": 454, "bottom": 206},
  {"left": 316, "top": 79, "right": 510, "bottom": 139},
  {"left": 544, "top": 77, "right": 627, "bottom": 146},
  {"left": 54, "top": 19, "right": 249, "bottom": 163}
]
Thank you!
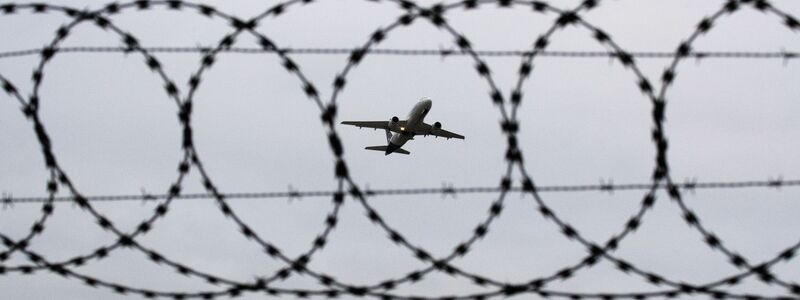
[
  {"left": 389, "top": 116, "right": 400, "bottom": 130},
  {"left": 433, "top": 121, "right": 442, "bottom": 129}
]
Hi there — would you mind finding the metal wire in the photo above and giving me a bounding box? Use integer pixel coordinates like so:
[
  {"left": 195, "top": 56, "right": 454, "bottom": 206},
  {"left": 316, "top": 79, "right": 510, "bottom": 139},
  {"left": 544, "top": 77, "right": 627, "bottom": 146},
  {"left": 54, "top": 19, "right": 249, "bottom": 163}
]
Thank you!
[
  {"left": 0, "top": 46, "right": 797, "bottom": 60},
  {"left": 3, "top": 178, "right": 798, "bottom": 204},
  {"left": 1, "top": 0, "right": 799, "bottom": 299}
]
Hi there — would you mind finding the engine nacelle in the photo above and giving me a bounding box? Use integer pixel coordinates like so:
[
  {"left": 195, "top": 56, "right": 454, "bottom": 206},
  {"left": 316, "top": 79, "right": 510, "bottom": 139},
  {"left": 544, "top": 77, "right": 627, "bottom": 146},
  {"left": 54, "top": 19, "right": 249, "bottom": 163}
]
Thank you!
[
  {"left": 389, "top": 116, "right": 400, "bottom": 130},
  {"left": 433, "top": 121, "right": 442, "bottom": 129}
]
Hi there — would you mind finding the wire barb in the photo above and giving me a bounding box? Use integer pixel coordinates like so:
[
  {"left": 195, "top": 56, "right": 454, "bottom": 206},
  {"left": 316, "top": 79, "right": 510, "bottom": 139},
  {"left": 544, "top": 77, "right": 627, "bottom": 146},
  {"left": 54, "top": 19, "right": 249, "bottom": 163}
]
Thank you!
[{"left": 1, "top": 192, "right": 13, "bottom": 210}]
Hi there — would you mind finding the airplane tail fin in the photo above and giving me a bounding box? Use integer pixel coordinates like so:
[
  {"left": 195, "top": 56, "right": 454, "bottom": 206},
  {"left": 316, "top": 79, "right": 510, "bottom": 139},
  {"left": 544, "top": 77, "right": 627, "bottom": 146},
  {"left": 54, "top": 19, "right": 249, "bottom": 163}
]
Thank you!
[{"left": 365, "top": 145, "right": 410, "bottom": 155}]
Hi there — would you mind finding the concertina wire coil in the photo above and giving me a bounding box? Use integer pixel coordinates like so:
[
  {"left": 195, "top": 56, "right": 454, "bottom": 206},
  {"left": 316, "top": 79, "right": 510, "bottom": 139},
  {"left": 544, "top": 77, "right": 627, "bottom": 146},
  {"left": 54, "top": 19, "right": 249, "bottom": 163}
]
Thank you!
[{"left": 1, "top": 0, "right": 800, "bottom": 299}]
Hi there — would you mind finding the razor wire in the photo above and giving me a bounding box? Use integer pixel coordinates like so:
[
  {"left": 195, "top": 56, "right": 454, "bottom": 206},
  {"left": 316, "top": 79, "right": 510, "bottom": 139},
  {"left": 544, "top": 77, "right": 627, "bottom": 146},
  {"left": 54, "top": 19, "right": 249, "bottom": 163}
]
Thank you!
[{"left": 0, "top": 0, "right": 799, "bottom": 299}]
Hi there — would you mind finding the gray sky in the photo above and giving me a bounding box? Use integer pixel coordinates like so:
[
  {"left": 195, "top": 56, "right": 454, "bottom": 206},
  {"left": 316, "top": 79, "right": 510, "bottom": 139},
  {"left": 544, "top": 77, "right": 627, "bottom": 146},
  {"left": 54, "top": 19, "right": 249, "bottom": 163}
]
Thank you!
[{"left": 2, "top": 0, "right": 800, "bottom": 299}]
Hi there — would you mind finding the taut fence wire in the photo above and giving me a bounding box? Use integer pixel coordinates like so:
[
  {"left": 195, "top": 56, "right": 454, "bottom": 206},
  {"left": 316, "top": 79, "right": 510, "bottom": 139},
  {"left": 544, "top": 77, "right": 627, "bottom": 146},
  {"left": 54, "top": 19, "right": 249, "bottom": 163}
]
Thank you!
[
  {"left": 0, "top": 46, "right": 798, "bottom": 60},
  {"left": 3, "top": 178, "right": 799, "bottom": 204},
  {"left": 1, "top": 0, "right": 800, "bottom": 299}
]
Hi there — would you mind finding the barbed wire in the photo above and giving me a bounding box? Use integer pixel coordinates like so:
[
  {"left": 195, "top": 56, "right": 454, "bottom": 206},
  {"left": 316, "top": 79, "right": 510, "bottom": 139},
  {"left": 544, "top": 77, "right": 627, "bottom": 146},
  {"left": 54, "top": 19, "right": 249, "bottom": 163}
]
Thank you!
[
  {"left": 1, "top": 0, "right": 799, "bottom": 299},
  {"left": 0, "top": 45, "right": 798, "bottom": 60},
  {"left": 2, "top": 178, "right": 798, "bottom": 204}
]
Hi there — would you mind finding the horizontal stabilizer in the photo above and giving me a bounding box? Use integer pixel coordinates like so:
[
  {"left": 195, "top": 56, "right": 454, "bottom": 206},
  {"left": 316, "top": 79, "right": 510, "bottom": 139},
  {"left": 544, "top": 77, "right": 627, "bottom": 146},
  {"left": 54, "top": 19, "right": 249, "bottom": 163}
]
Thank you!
[{"left": 365, "top": 145, "right": 410, "bottom": 155}]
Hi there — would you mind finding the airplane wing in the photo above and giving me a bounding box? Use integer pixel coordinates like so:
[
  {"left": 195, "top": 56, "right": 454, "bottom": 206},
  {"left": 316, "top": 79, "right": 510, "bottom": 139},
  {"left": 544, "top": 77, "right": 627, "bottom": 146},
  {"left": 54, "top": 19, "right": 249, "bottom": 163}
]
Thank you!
[
  {"left": 340, "top": 121, "right": 389, "bottom": 130},
  {"left": 414, "top": 122, "right": 465, "bottom": 139},
  {"left": 341, "top": 120, "right": 408, "bottom": 132}
]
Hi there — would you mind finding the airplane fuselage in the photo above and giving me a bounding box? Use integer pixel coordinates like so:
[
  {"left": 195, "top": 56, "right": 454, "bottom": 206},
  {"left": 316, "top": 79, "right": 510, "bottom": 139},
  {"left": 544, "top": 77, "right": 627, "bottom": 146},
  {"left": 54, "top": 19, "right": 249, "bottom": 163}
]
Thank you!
[{"left": 387, "top": 99, "right": 432, "bottom": 153}]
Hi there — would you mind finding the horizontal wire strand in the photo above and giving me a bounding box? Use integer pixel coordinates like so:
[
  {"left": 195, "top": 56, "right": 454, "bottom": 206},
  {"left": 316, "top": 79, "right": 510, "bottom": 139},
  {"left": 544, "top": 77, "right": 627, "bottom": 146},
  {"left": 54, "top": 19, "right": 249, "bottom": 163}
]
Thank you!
[
  {"left": 0, "top": 46, "right": 798, "bottom": 60},
  {"left": 3, "top": 179, "right": 797, "bottom": 204}
]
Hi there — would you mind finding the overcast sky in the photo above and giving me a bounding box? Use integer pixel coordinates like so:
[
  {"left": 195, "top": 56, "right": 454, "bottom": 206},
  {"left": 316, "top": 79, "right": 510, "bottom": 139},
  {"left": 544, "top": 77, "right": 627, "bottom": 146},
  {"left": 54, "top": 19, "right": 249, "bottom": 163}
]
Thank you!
[{"left": 2, "top": 0, "right": 800, "bottom": 299}]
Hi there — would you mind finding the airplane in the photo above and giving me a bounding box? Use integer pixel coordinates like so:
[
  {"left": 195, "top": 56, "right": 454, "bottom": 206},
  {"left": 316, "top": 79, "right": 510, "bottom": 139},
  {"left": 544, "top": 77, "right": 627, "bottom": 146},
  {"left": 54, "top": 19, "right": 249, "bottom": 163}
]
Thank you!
[{"left": 341, "top": 98, "right": 464, "bottom": 155}]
